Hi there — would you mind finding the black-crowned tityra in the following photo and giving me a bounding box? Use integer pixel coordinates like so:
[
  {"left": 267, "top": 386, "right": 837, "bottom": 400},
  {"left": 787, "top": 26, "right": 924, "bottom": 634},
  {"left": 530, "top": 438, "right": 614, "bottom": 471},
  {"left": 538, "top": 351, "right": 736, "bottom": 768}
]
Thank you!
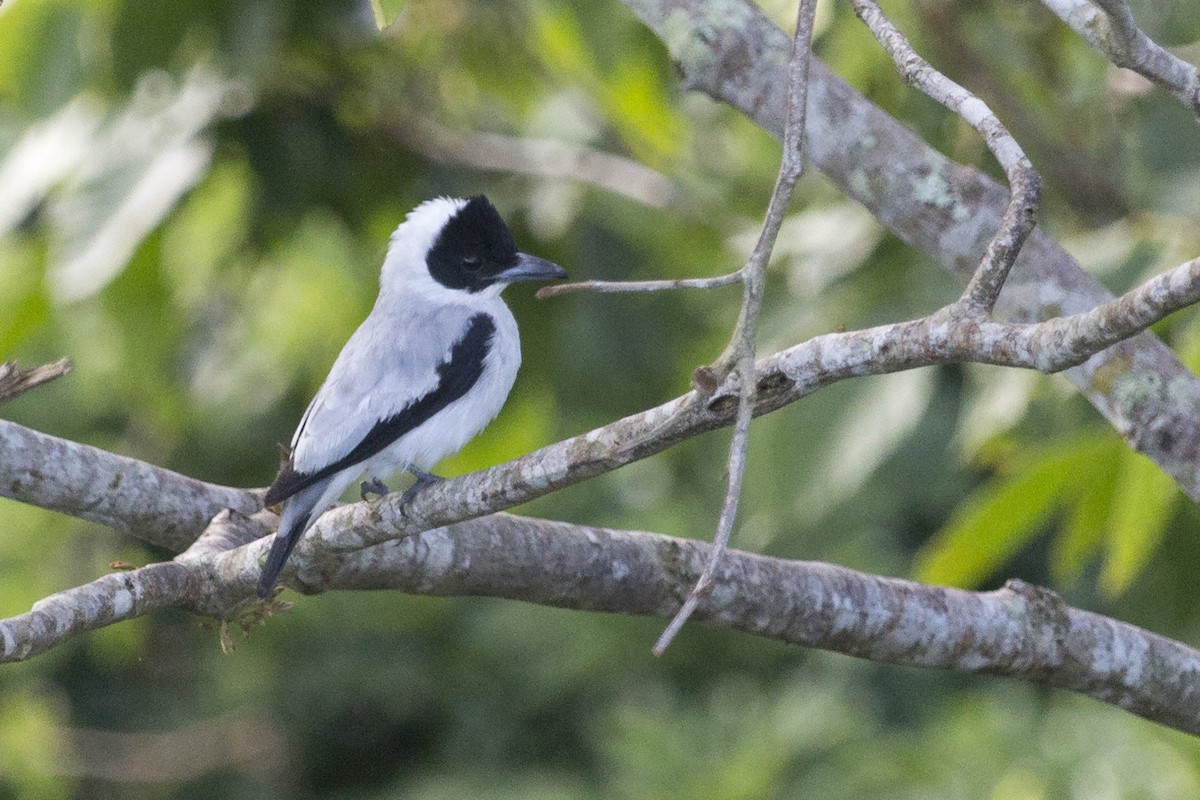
[{"left": 257, "top": 195, "right": 567, "bottom": 598}]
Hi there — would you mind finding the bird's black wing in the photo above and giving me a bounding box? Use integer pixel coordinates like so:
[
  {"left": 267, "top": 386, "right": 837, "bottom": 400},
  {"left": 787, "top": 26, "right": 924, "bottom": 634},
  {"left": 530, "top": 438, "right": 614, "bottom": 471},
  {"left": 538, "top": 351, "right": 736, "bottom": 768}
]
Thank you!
[{"left": 263, "top": 313, "right": 496, "bottom": 507}]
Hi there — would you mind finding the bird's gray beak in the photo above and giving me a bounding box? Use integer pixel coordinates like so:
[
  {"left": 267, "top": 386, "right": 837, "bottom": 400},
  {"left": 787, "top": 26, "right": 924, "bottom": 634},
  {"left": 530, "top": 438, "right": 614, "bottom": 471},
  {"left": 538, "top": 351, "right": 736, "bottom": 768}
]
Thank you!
[{"left": 497, "top": 253, "right": 568, "bottom": 283}]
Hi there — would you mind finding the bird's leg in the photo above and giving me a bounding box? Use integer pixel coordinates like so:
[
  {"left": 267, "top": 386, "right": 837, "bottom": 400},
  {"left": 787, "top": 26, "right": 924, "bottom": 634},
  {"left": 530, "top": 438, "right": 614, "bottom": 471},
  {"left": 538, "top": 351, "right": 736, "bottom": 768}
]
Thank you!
[
  {"left": 398, "top": 466, "right": 445, "bottom": 509},
  {"left": 360, "top": 477, "right": 390, "bottom": 501},
  {"left": 407, "top": 465, "right": 443, "bottom": 484}
]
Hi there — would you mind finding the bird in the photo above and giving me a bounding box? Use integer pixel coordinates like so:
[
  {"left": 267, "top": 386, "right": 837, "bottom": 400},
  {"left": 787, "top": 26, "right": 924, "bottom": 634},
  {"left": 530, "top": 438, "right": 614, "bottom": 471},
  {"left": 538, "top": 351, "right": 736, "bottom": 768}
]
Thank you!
[{"left": 256, "top": 195, "right": 567, "bottom": 598}]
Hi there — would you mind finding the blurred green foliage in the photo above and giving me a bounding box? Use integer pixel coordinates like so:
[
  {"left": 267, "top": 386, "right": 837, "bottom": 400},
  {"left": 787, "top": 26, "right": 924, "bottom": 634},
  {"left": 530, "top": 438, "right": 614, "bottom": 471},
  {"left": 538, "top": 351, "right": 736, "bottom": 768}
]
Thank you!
[{"left": 2, "top": 0, "right": 1200, "bottom": 796}]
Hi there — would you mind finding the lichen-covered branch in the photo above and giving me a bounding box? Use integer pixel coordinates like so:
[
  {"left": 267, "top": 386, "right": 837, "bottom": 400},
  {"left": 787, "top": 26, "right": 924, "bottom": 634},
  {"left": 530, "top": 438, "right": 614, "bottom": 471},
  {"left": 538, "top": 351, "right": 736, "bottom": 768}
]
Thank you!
[
  {"left": 1028, "top": 256, "right": 1200, "bottom": 370},
  {"left": 0, "top": 562, "right": 195, "bottom": 662},
  {"left": 2, "top": 0, "right": 1199, "bottom": 742},
  {"left": 5, "top": 253, "right": 1195, "bottom": 573},
  {"left": 0, "top": 419, "right": 263, "bottom": 551},
  {"left": 6, "top": 508, "right": 1200, "bottom": 735},
  {"left": 619, "top": 0, "right": 1200, "bottom": 500},
  {"left": 288, "top": 250, "right": 1200, "bottom": 577},
  {"left": 311, "top": 516, "right": 1200, "bottom": 737}
]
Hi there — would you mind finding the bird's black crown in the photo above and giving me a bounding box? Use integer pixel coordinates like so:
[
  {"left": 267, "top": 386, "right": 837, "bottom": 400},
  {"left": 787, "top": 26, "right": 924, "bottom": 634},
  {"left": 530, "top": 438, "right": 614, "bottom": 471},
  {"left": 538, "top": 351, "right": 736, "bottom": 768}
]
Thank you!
[{"left": 426, "top": 195, "right": 520, "bottom": 292}]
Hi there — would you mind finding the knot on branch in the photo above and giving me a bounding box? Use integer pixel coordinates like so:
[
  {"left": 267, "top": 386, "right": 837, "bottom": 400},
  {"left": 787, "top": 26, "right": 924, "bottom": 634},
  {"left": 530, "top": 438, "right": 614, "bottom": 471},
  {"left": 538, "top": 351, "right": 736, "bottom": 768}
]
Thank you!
[
  {"left": 692, "top": 364, "right": 724, "bottom": 395},
  {"left": 1002, "top": 578, "right": 1070, "bottom": 663},
  {"left": 174, "top": 507, "right": 278, "bottom": 618},
  {"left": 939, "top": 294, "right": 998, "bottom": 326}
]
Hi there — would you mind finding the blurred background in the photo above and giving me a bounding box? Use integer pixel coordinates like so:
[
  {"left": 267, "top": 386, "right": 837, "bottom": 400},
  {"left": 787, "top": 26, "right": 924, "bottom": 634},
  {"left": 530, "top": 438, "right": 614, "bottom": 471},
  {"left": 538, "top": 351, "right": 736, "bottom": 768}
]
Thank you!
[{"left": 2, "top": 0, "right": 1200, "bottom": 796}]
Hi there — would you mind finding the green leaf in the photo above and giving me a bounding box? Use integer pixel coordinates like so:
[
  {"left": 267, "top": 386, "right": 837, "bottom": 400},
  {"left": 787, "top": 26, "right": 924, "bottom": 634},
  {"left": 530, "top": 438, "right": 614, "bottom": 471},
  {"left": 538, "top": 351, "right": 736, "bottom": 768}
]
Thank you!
[
  {"left": 1099, "top": 448, "right": 1178, "bottom": 598},
  {"left": 530, "top": 6, "right": 597, "bottom": 84},
  {"left": 0, "top": 0, "right": 86, "bottom": 117},
  {"left": 370, "top": 0, "right": 406, "bottom": 30},
  {"left": 915, "top": 434, "right": 1113, "bottom": 587},
  {"left": 0, "top": 689, "right": 71, "bottom": 799},
  {"left": 1049, "top": 442, "right": 1120, "bottom": 585},
  {"left": 0, "top": 237, "right": 50, "bottom": 354},
  {"left": 606, "top": 57, "right": 682, "bottom": 164}
]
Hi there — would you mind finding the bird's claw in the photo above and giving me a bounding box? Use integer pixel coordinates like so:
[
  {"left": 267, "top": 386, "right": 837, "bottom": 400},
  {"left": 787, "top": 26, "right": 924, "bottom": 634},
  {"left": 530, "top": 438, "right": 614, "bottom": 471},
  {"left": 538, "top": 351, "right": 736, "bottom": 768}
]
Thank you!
[
  {"left": 360, "top": 477, "right": 390, "bottom": 501},
  {"left": 398, "top": 468, "right": 444, "bottom": 514}
]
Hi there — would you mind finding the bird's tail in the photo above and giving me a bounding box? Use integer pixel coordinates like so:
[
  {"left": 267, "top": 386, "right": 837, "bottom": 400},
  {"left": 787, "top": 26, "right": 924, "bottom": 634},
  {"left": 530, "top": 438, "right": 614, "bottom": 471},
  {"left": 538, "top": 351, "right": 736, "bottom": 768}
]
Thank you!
[{"left": 257, "top": 481, "right": 328, "bottom": 598}]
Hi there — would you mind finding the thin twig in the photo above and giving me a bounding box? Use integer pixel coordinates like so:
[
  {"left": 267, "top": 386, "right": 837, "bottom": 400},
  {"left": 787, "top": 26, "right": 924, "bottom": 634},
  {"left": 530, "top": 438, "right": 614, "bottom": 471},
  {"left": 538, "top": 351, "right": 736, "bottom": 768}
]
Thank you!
[
  {"left": 0, "top": 358, "right": 72, "bottom": 403},
  {"left": 536, "top": 272, "right": 742, "bottom": 299},
  {"left": 391, "top": 116, "right": 679, "bottom": 208},
  {"left": 1091, "top": 0, "right": 1200, "bottom": 115},
  {"left": 846, "top": 0, "right": 1041, "bottom": 317},
  {"left": 1040, "top": 0, "right": 1200, "bottom": 116},
  {"left": 653, "top": 0, "right": 820, "bottom": 656}
]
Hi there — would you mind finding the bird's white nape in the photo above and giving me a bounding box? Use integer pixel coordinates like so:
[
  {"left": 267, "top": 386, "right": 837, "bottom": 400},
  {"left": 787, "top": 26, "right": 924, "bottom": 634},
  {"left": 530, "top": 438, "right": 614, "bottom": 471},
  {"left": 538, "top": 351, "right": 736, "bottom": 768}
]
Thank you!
[{"left": 380, "top": 196, "right": 469, "bottom": 294}]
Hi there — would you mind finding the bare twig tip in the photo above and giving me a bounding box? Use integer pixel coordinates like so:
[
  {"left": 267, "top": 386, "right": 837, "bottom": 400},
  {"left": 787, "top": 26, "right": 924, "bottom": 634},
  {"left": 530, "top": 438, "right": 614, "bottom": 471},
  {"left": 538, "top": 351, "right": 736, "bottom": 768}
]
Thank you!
[{"left": 0, "top": 358, "right": 73, "bottom": 404}]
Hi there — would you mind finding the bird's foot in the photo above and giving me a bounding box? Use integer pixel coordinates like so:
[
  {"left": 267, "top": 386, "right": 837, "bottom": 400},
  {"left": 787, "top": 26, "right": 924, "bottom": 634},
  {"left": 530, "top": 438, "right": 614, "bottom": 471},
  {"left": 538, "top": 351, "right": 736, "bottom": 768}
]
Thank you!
[
  {"left": 398, "top": 467, "right": 444, "bottom": 512},
  {"left": 360, "top": 477, "right": 390, "bottom": 501}
]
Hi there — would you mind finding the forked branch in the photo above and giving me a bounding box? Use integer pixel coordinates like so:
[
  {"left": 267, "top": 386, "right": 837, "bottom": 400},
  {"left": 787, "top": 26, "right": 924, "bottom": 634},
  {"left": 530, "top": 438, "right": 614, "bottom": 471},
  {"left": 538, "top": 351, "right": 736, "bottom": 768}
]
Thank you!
[{"left": 1040, "top": 0, "right": 1200, "bottom": 116}]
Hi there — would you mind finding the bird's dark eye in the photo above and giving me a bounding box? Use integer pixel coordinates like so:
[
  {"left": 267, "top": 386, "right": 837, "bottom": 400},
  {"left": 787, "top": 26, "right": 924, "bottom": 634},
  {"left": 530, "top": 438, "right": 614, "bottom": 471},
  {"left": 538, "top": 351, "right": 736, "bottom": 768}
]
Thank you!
[{"left": 462, "top": 256, "right": 482, "bottom": 272}]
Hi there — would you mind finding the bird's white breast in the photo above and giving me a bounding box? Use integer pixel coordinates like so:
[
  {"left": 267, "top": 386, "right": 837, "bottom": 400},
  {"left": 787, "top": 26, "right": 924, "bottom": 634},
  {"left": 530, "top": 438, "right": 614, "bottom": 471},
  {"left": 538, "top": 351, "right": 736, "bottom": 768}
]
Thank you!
[{"left": 379, "top": 302, "right": 520, "bottom": 472}]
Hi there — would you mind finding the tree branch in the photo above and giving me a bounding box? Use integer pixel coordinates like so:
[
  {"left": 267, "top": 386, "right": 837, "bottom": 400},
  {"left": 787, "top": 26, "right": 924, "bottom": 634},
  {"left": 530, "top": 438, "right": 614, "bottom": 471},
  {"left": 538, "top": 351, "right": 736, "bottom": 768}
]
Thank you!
[
  {"left": 6, "top": 505, "right": 1200, "bottom": 736},
  {"left": 536, "top": 272, "right": 743, "bottom": 299},
  {"left": 0, "top": 419, "right": 263, "bottom": 551},
  {"left": 3, "top": 0, "right": 1200, "bottom": 742},
  {"left": 4, "top": 252, "right": 1197, "bottom": 567},
  {"left": 0, "top": 358, "right": 72, "bottom": 403},
  {"left": 0, "top": 561, "right": 195, "bottom": 662},
  {"left": 2, "top": 247, "right": 1198, "bottom": 718},
  {"left": 295, "top": 252, "right": 1200, "bottom": 575},
  {"left": 310, "top": 517, "right": 1200, "bottom": 737},
  {"left": 1040, "top": 0, "right": 1200, "bottom": 116}
]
